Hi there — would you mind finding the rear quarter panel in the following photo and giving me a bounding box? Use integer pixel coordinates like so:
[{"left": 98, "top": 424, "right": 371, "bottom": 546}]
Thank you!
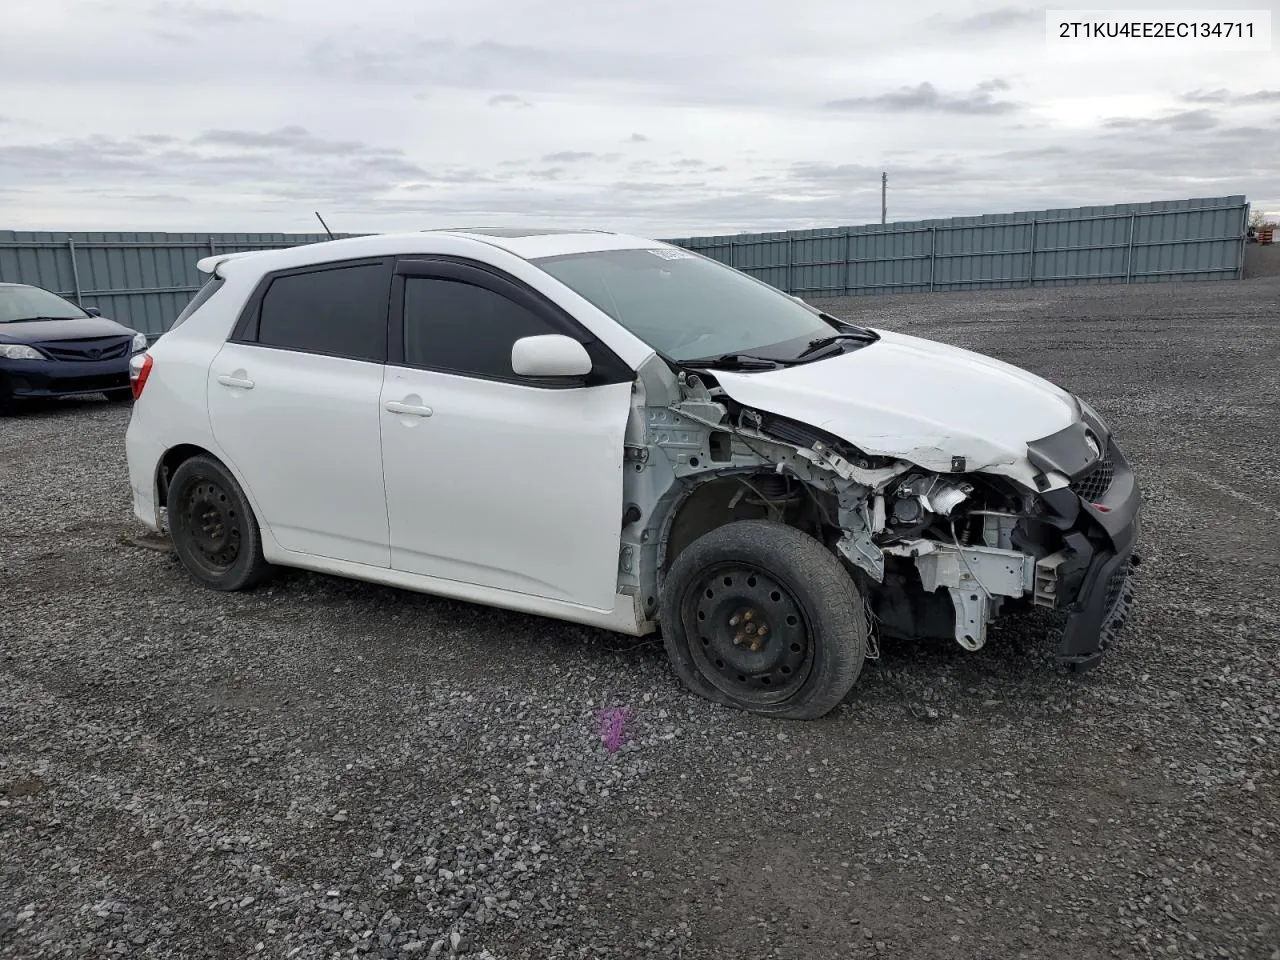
[{"left": 124, "top": 266, "right": 271, "bottom": 532}]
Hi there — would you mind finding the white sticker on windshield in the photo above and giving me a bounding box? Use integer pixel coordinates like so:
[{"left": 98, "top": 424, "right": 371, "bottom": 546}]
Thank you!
[{"left": 647, "top": 247, "right": 695, "bottom": 260}]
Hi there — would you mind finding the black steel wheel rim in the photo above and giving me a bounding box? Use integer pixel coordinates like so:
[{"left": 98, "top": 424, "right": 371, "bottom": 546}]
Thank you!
[
  {"left": 178, "top": 477, "right": 242, "bottom": 574},
  {"left": 681, "top": 561, "right": 814, "bottom": 705}
]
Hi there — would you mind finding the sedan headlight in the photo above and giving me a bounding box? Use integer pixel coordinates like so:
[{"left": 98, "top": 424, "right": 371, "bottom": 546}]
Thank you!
[
  {"left": 131, "top": 332, "right": 148, "bottom": 353},
  {"left": 0, "top": 344, "right": 45, "bottom": 360}
]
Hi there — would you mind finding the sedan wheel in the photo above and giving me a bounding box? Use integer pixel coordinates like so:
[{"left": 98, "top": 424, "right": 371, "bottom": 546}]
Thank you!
[
  {"left": 660, "top": 519, "right": 867, "bottom": 720},
  {"left": 686, "top": 563, "right": 814, "bottom": 707},
  {"left": 166, "top": 455, "right": 272, "bottom": 591}
]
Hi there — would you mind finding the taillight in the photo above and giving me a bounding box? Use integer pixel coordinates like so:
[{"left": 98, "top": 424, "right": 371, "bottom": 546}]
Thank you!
[{"left": 130, "top": 353, "right": 153, "bottom": 399}]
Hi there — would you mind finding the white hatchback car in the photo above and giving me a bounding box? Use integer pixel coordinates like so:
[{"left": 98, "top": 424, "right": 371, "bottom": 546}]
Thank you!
[{"left": 126, "top": 228, "right": 1140, "bottom": 719}]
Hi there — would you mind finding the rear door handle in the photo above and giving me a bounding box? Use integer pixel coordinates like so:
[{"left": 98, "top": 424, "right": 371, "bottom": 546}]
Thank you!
[
  {"left": 217, "top": 375, "right": 255, "bottom": 389},
  {"left": 385, "top": 400, "right": 433, "bottom": 417}
]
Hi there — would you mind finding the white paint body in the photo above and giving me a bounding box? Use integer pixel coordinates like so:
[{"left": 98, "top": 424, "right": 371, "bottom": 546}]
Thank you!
[
  {"left": 711, "top": 328, "right": 1078, "bottom": 487},
  {"left": 125, "top": 228, "right": 1083, "bottom": 636}
]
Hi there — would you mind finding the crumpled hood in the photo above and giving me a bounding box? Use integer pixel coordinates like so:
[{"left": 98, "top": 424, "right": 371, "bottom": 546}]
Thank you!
[
  {"left": 710, "top": 328, "right": 1079, "bottom": 475},
  {"left": 0, "top": 316, "right": 133, "bottom": 343}
]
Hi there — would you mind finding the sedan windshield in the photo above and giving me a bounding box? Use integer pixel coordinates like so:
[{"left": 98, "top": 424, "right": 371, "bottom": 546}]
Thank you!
[
  {"left": 0, "top": 285, "right": 87, "bottom": 323},
  {"left": 532, "top": 247, "right": 857, "bottom": 364}
]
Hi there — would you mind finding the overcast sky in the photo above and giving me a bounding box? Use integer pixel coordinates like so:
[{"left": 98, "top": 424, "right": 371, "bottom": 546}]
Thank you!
[{"left": 1, "top": 0, "right": 1277, "bottom": 237}]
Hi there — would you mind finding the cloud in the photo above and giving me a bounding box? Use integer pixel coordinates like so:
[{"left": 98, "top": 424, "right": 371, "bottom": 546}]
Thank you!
[
  {"left": 1182, "top": 88, "right": 1280, "bottom": 106},
  {"left": 541, "top": 151, "right": 596, "bottom": 162},
  {"left": 949, "top": 7, "right": 1039, "bottom": 31},
  {"left": 0, "top": 128, "right": 431, "bottom": 206},
  {"left": 306, "top": 35, "right": 677, "bottom": 92},
  {"left": 488, "top": 93, "right": 532, "bottom": 108},
  {"left": 825, "top": 80, "right": 1018, "bottom": 115},
  {"left": 193, "top": 126, "right": 396, "bottom": 157},
  {"left": 150, "top": 29, "right": 196, "bottom": 44},
  {"left": 2, "top": 0, "right": 1276, "bottom": 234},
  {"left": 121, "top": 193, "right": 193, "bottom": 204},
  {"left": 787, "top": 160, "right": 967, "bottom": 189},
  {"left": 1102, "top": 109, "right": 1219, "bottom": 132},
  {"left": 149, "top": 1, "right": 269, "bottom": 26}
]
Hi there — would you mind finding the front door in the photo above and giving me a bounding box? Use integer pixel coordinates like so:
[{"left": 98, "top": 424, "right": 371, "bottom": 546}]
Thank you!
[
  {"left": 379, "top": 259, "right": 633, "bottom": 610},
  {"left": 206, "top": 258, "right": 394, "bottom": 567}
]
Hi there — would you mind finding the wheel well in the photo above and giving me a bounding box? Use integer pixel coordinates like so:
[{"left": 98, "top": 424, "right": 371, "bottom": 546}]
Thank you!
[
  {"left": 661, "top": 472, "right": 832, "bottom": 574},
  {"left": 157, "top": 444, "right": 216, "bottom": 505}
]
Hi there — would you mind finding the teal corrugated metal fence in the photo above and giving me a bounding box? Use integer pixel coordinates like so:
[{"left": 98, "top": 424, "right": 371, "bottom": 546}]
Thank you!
[
  {"left": 665, "top": 196, "right": 1249, "bottom": 297},
  {"left": 0, "top": 196, "right": 1250, "bottom": 335},
  {"left": 0, "top": 231, "right": 358, "bottom": 337}
]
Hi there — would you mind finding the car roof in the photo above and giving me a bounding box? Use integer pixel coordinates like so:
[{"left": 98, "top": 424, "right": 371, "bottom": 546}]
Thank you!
[{"left": 196, "top": 228, "right": 670, "bottom": 276}]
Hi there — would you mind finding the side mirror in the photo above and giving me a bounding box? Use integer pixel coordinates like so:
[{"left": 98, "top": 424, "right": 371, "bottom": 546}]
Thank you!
[
  {"left": 511, "top": 334, "right": 592, "bottom": 379},
  {"left": 84, "top": 306, "right": 102, "bottom": 317}
]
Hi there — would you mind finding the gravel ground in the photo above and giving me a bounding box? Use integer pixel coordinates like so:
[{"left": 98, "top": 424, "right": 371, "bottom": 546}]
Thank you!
[{"left": 2, "top": 276, "right": 1278, "bottom": 960}]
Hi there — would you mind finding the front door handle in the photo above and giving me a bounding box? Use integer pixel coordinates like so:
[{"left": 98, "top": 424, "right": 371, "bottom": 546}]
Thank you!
[
  {"left": 216, "top": 375, "right": 255, "bottom": 390},
  {"left": 385, "top": 400, "right": 433, "bottom": 417}
]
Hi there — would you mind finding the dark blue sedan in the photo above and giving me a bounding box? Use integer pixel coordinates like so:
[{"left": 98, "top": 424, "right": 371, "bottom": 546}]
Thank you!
[{"left": 0, "top": 282, "right": 148, "bottom": 412}]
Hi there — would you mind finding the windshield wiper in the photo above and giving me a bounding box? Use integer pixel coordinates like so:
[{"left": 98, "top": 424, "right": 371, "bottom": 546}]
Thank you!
[
  {"left": 794, "top": 332, "right": 875, "bottom": 360},
  {"left": 683, "top": 353, "right": 784, "bottom": 370}
]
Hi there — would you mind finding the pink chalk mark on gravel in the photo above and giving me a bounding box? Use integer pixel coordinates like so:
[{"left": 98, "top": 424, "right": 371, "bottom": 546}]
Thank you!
[{"left": 596, "top": 707, "right": 630, "bottom": 753}]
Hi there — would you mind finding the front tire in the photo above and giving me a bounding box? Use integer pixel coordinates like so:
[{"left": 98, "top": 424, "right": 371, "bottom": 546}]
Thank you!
[
  {"left": 659, "top": 520, "right": 867, "bottom": 720},
  {"left": 166, "top": 455, "right": 272, "bottom": 591}
]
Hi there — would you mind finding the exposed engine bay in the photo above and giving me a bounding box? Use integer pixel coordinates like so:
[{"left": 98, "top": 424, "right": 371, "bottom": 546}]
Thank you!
[{"left": 617, "top": 354, "right": 1139, "bottom": 666}]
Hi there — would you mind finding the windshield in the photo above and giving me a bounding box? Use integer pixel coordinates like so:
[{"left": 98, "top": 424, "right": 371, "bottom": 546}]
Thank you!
[
  {"left": 0, "top": 285, "right": 87, "bottom": 323},
  {"left": 532, "top": 247, "right": 843, "bottom": 363}
]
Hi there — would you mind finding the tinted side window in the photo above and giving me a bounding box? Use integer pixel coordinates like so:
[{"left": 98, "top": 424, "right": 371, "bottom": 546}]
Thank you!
[
  {"left": 256, "top": 263, "right": 388, "bottom": 362},
  {"left": 403, "top": 277, "right": 559, "bottom": 379}
]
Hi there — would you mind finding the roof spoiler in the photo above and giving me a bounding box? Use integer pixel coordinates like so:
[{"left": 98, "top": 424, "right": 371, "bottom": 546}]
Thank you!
[{"left": 195, "top": 250, "right": 263, "bottom": 276}]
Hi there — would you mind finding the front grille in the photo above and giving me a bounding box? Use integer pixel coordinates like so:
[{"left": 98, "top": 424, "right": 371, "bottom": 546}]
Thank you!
[
  {"left": 61, "top": 373, "right": 131, "bottom": 391},
  {"left": 39, "top": 337, "right": 132, "bottom": 362},
  {"left": 1070, "top": 454, "right": 1114, "bottom": 502}
]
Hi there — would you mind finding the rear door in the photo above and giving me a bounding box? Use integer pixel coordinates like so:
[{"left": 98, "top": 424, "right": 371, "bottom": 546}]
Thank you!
[
  {"left": 206, "top": 257, "right": 393, "bottom": 567},
  {"left": 379, "top": 258, "right": 635, "bottom": 609}
]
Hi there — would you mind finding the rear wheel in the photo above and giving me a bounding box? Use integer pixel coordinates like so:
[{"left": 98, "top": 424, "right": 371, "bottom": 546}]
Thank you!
[
  {"left": 659, "top": 519, "right": 867, "bottom": 720},
  {"left": 166, "top": 455, "right": 272, "bottom": 591}
]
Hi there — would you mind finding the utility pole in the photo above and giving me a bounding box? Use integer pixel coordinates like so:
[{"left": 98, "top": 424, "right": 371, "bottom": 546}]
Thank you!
[{"left": 881, "top": 171, "right": 887, "bottom": 225}]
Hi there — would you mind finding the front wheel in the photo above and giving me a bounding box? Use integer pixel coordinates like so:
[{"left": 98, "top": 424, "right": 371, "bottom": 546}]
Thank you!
[
  {"left": 166, "top": 455, "right": 272, "bottom": 591},
  {"left": 659, "top": 520, "right": 867, "bottom": 720}
]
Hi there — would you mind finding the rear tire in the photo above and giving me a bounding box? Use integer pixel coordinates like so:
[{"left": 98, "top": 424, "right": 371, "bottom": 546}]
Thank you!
[
  {"left": 659, "top": 519, "right": 867, "bottom": 720},
  {"left": 166, "top": 455, "right": 272, "bottom": 591}
]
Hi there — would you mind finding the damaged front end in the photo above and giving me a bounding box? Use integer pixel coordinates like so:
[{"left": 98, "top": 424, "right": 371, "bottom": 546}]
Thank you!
[{"left": 622, "top": 358, "right": 1140, "bottom": 670}]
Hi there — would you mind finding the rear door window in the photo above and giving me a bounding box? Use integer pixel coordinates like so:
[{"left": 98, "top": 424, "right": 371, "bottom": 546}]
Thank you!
[{"left": 254, "top": 261, "right": 391, "bottom": 362}]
